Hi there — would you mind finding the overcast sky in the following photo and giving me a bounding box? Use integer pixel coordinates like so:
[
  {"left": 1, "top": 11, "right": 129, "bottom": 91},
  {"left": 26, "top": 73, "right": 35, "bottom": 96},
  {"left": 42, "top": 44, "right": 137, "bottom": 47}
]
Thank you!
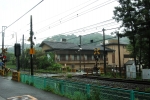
[{"left": 0, "top": 0, "right": 120, "bottom": 48}]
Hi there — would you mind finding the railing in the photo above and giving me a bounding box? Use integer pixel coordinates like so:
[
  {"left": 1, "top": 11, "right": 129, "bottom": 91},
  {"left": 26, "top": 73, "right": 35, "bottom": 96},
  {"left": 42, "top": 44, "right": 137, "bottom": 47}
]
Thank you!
[{"left": 20, "top": 74, "right": 150, "bottom": 100}]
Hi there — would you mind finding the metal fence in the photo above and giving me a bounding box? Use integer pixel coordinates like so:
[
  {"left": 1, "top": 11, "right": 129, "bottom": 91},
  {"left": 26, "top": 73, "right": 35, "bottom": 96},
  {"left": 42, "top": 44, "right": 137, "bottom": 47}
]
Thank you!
[{"left": 20, "top": 74, "right": 150, "bottom": 100}]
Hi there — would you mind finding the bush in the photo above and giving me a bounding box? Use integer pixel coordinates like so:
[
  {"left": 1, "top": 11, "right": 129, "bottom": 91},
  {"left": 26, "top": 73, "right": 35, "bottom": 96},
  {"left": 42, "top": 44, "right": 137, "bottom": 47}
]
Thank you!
[
  {"left": 67, "top": 74, "right": 72, "bottom": 78},
  {"left": 72, "top": 91, "right": 87, "bottom": 100}
]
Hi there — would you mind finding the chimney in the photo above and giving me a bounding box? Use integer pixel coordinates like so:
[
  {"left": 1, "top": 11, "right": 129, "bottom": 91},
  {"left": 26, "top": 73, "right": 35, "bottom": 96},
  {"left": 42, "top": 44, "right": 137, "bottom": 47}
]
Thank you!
[{"left": 61, "top": 38, "right": 66, "bottom": 42}]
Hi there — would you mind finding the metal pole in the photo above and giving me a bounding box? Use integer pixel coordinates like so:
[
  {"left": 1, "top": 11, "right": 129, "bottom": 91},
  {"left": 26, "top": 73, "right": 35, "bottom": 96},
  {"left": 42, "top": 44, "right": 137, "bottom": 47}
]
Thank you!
[
  {"left": 2, "top": 26, "right": 7, "bottom": 51},
  {"left": 30, "top": 15, "right": 34, "bottom": 75},
  {"left": 22, "top": 34, "right": 25, "bottom": 71},
  {"left": 79, "top": 35, "right": 81, "bottom": 72},
  {"left": 102, "top": 28, "right": 106, "bottom": 74},
  {"left": 2, "top": 26, "right": 7, "bottom": 69},
  {"left": 15, "top": 32, "right": 17, "bottom": 43},
  {"left": 117, "top": 33, "right": 121, "bottom": 77}
]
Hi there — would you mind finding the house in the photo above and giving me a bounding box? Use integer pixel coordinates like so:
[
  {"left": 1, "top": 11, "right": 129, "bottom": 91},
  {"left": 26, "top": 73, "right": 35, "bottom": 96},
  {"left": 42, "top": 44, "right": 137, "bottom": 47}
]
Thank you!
[
  {"left": 39, "top": 40, "right": 114, "bottom": 71},
  {"left": 104, "top": 39, "right": 132, "bottom": 68}
]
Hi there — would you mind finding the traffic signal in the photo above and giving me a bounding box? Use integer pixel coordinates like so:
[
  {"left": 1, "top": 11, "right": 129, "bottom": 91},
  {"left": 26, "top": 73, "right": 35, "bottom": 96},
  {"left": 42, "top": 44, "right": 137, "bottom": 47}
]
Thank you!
[{"left": 14, "top": 43, "right": 21, "bottom": 57}]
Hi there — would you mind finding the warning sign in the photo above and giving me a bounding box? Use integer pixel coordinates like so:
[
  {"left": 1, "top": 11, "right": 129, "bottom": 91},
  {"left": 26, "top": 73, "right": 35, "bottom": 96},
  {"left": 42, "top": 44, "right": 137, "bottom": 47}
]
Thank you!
[{"left": 30, "top": 48, "right": 35, "bottom": 54}]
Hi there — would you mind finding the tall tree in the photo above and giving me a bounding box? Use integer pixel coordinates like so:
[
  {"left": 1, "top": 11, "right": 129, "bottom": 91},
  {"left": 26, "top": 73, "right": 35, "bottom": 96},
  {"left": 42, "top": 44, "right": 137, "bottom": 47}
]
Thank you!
[{"left": 113, "top": 0, "right": 150, "bottom": 68}]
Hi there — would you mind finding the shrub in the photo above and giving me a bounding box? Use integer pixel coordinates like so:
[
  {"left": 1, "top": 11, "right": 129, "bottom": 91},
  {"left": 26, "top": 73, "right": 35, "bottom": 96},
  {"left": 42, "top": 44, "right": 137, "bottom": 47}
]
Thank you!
[{"left": 67, "top": 74, "right": 72, "bottom": 78}]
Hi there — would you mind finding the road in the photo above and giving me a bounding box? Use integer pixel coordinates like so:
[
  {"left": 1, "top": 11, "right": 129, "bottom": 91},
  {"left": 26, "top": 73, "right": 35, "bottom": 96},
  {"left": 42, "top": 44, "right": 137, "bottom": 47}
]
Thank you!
[{"left": 0, "top": 76, "right": 70, "bottom": 100}]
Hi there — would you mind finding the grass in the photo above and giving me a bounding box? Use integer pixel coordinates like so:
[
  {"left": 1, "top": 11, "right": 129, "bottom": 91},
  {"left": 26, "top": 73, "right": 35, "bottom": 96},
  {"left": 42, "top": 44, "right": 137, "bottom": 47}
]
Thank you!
[{"left": 5, "top": 64, "right": 16, "bottom": 69}]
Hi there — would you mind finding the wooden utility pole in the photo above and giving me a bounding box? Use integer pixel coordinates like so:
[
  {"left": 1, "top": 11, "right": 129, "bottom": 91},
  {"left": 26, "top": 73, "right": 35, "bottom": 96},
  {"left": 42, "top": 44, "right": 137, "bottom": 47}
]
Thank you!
[
  {"left": 30, "top": 15, "right": 34, "bottom": 75},
  {"left": 117, "top": 33, "right": 121, "bottom": 77},
  {"left": 102, "top": 28, "right": 106, "bottom": 74}
]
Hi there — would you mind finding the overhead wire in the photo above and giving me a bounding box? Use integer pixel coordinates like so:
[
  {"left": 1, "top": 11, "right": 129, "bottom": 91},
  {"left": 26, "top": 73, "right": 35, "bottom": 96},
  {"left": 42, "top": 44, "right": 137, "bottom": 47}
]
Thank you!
[
  {"left": 15, "top": 0, "right": 97, "bottom": 33},
  {"left": 34, "top": 20, "right": 119, "bottom": 39},
  {"left": 11, "top": 0, "right": 117, "bottom": 42},
  {"left": 33, "top": 0, "right": 98, "bottom": 27},
  {"left": 5, "top": 1, "right": 118, "bottom": 45},
  {"left": 35, "top": 0, "right": 105, "bottom": 33},
  {"left": 35, "top": 0, "right": 117, "bottom": 34},
  {"left": 11, "top": 0, "right": 106, "bottom": 41},
  {"left": 5, "top": 0, "right": 44, "bottom": 29}
]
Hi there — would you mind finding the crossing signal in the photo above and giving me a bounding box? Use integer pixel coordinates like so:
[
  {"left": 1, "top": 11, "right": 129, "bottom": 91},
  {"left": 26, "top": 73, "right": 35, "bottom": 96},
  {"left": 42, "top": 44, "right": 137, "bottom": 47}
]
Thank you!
[
  {"left": 1, "top": 48, "right": 7, "bottom": 54},
  {"left": 94, "top": 48, "right": 100, "bottom": 55},
  {"left": 14, "top": 43, "right": 21, "bottom": 57}
]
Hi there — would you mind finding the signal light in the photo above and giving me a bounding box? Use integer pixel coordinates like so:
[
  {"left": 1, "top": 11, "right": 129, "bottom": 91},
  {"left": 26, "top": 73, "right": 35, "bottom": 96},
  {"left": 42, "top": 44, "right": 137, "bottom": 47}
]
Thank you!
[{"left": 14, "top": 43, "right": 21, "bottom": 57}]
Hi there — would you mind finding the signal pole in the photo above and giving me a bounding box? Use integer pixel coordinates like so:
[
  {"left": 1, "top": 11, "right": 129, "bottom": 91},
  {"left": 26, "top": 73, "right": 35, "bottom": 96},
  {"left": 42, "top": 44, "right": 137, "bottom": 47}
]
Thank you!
[
  {"left": 2, "top": 26, "right": 7, "bottom": 51},
  {"left": 30, "top": 15, "right": 34, "bottom": 75},
  {"left": 1, "top": 26, "right": 7, "bottom": 69}
]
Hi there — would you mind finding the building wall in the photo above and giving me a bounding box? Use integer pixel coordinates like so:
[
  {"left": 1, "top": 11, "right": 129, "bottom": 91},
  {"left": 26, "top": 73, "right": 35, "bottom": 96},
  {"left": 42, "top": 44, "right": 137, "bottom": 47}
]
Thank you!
[
  {"left": 42, "top": 44, "right": 51, "bottom": 52},
  {"left": 41, "top": 44, "right": 109, "bottom": 70},
  {"left": 106, "top": 44, "right": 131, "bottom": 67}
]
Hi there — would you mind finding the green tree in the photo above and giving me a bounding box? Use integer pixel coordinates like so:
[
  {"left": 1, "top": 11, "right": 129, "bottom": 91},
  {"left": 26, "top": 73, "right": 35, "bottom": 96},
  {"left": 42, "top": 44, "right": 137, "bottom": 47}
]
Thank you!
[{"left": 113, "top": 0, "right": 150, "bottom": 68}]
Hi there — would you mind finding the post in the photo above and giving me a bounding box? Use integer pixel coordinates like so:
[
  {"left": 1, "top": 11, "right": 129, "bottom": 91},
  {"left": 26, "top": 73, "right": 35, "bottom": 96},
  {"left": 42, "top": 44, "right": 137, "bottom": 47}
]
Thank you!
[
  {"left": 30, "top": 15, "right": 34, "bottom": 75},
  {"left": 130, "top": 90, "right": 134, "bottom": 100},
  {"left": 15, "top": 32, "right": 17, "bottom": 43},
  {"left": 86, "top": 84, "right": 90, "bottom": 99},
  {"left": 117, "top": 33, "right": 121, "bottom": 77},
  {"left": 2, "top": 26, "right": 7, "bottom": 51},
  {"left": 22, "top": 35, "right": 25, "bottom": 71},
  {"left": 44, "top": 78, "right": 46, "bottom": 89},
  {"left": 102, "top": 28, "right": 106, "bottom": 74},
  {"left": 79, "top": 35, "right": 81, "bottom": 72},
  {"left": 1, "top": 26, "right": 7, "bottom": 69}
]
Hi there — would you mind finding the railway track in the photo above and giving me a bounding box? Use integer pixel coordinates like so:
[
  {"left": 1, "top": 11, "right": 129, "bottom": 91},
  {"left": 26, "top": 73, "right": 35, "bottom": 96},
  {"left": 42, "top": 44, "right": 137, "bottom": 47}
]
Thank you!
[{"left": 75, "top": 75, "right": 150, "bottom": 85}]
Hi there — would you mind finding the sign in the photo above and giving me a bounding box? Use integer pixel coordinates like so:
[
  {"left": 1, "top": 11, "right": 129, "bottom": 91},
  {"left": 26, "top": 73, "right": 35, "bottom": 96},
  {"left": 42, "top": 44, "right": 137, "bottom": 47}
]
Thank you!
[
  {"left": 30, "top": 48, "right": 35, "bottom": 54},
  {"left": 94, "top": 48, "right": 100, "bottom": 55}
]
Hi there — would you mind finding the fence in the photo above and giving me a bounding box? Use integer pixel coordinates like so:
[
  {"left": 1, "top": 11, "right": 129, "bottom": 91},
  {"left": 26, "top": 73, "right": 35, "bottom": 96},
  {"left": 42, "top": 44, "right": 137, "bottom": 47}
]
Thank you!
[{"left": 20, "top": 74, "right": 150, "bottom": 100}]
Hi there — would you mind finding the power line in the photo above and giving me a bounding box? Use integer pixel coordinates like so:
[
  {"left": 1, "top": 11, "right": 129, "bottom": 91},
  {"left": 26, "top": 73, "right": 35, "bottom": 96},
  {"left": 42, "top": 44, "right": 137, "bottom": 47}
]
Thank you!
[
  {"left": 10, "top": 0, "right": 117, "bottom": 39},
  {"left": 33, "top": 0, "right": 98, "bottom": 27},
  {"left": 35, "top": 0, "right": 117, "bottom": 34},
  {"left": 4, "top": 0, "right": 44, "bottom": 29},
  {"left": 35, "top": 0, "right": 107, "bottom": 33},
  {"left": 36, "top": 20, "right": 120, "bottom": 41},
  {"left": 15, "top": 0, "right": 97, "bottom": 33}
]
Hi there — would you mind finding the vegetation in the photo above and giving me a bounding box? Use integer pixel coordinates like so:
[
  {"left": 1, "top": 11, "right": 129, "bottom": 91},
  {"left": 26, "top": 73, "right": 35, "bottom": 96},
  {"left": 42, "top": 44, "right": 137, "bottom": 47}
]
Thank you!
[
  {"left": 67, "top": 74, "right": 72, "bottom": 78},
  {"left": 113, "top": 0, "right": 150, "bottom": 68}
]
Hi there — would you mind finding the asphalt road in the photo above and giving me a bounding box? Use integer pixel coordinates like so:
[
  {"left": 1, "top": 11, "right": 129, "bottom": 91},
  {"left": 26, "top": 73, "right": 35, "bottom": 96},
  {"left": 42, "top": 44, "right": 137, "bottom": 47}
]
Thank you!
[{"left": 0, "top": 76, "right": 70, "bottom": 100}]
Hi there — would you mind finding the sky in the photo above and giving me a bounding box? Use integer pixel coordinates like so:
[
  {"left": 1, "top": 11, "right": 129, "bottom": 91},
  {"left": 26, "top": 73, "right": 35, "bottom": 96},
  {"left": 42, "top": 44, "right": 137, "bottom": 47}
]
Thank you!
[{"left": 0, "top": 0, "right": 120, "bottom": 48}]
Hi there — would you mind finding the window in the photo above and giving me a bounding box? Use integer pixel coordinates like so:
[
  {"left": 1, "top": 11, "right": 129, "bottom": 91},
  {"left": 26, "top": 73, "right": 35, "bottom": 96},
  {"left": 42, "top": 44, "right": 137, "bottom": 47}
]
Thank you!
[
  {"left": 124, "top": 55, "right": 131, "bottom": 58},
  {"left": 60, "top": 54, "right": 66, "bottom": 61},
  {"left": 74, "top": 55, "right": 77, "bottom": 61},
  {"left": 87, "top": 55, "right": 92, "bottom": 61},
  {"left": 112, "top": 53, "right": 115, "bottom": 63}
]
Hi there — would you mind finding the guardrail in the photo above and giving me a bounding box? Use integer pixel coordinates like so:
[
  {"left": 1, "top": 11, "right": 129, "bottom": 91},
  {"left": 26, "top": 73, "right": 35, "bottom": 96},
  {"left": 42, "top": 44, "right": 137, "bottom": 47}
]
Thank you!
[{"left": 20, "top": 74, "right": 150, "bottom": 100}]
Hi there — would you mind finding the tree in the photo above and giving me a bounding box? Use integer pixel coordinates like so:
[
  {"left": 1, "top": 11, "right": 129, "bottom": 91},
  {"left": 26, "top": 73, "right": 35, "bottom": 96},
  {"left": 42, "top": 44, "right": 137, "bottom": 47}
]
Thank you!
[{"left": 113, "top": 0, "right": 150, "bottom": 68}]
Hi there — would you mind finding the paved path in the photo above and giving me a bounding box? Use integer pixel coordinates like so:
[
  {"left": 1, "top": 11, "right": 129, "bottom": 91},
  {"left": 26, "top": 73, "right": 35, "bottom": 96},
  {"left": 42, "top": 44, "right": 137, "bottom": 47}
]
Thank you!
[{"left": 0, "top": 76, "right": 70, "bottom": 100}]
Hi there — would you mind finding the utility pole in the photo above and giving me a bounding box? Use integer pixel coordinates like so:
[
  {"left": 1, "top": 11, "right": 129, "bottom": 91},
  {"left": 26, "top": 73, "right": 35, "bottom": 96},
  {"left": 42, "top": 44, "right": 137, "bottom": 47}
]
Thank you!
[
  {"left": 102, "top": 28, "right": 106, "bottom": 74},
  {"left": 30, "top": 15, "right": 34, "bottom": 75},
  {"left": 117, "top": 33, "right": 121, "bottom": 77}
]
